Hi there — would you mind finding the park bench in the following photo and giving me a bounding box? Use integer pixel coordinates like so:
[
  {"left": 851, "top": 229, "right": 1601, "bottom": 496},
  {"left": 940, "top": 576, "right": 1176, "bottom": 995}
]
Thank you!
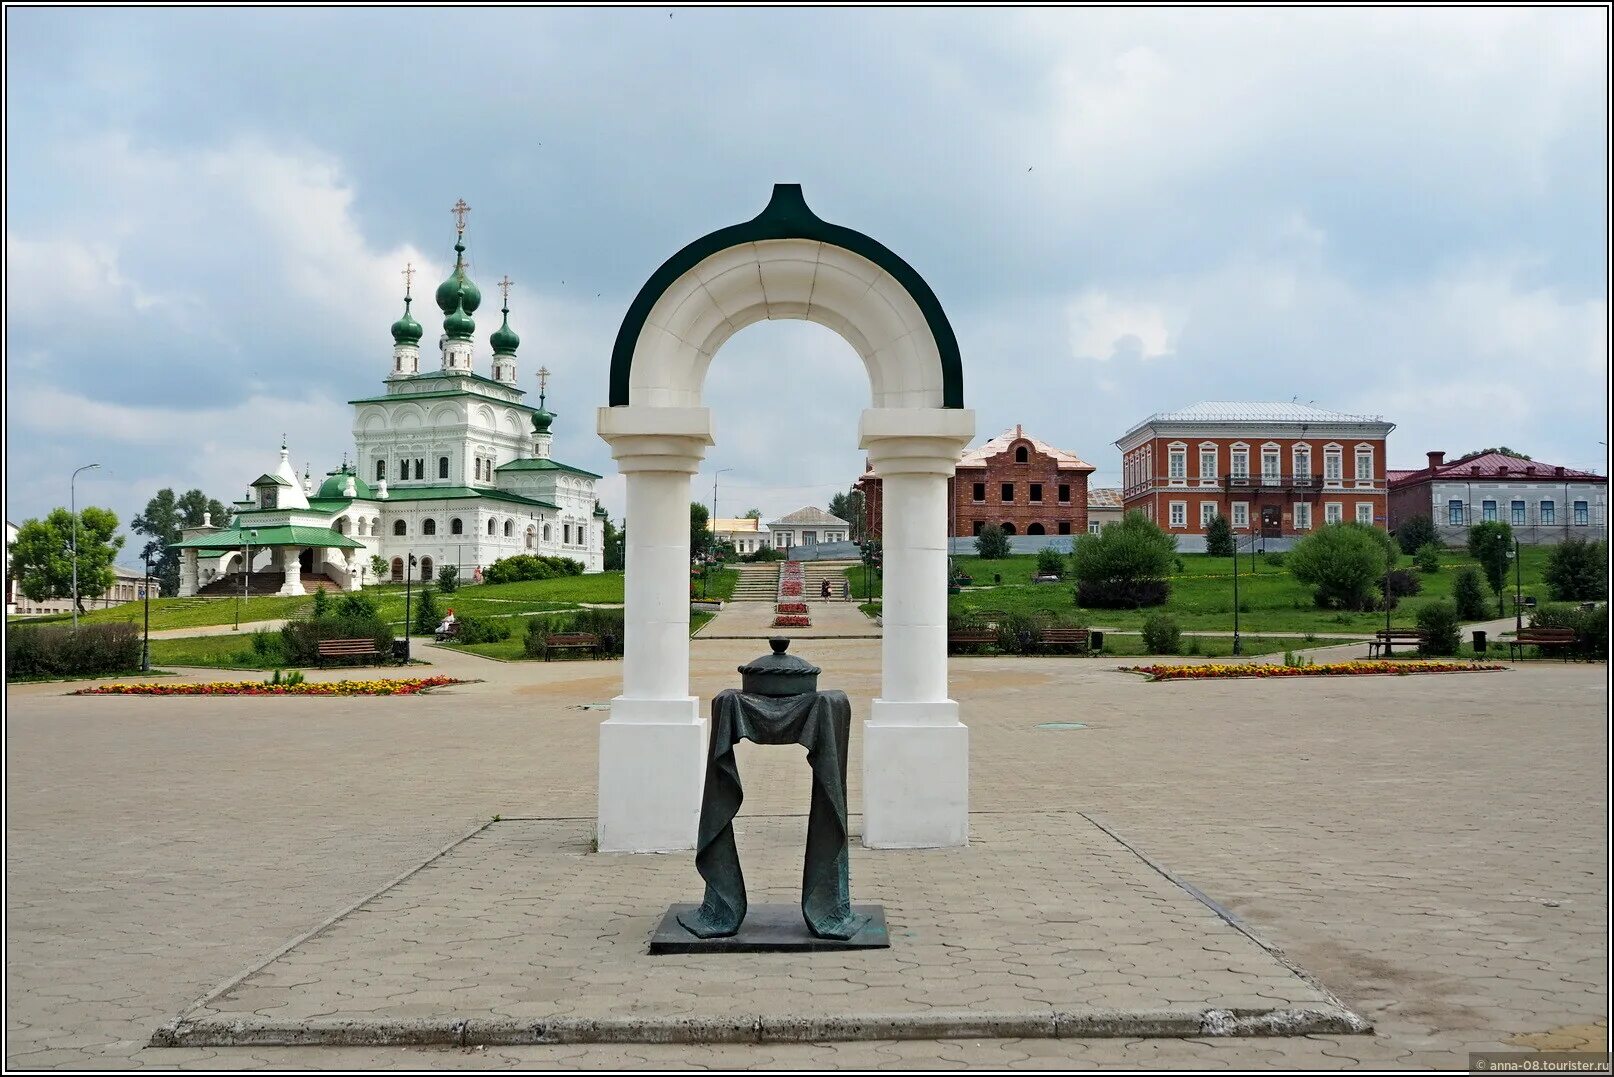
[
  {"left": 948, "top": 628, "right": 999, "bottom": 654},
  {"left": 1368, "top": 629, "right": 1426, "bottom": 658},
  {"left": 1508, "top": 627, "right": 1578, "bottom": 662},
  {"left": 317, "top": 638, "right": 383, "bottom": 666},
  {"left": 434, "top": 622, "right": 460, "bottom": 642},
  {"left": 541, "top": 632, "right": 600, "bottom": 660},
  {"left": 1038, "top": 627, "right": 1091, "bottom": 654}
]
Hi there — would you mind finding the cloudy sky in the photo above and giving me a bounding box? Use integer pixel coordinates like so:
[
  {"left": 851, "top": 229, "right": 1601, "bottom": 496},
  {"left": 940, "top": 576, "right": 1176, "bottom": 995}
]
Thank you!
[{"left": 5, "top": 7, "right": 1607, "bottom": 543}]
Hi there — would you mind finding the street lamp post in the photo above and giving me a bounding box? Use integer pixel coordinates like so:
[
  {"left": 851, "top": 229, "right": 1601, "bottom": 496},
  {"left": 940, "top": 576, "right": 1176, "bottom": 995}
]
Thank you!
[
  {"left": 1513, "top": 538, "right": 1523, "bottom": 632},
  {"left": 141, "top": 547, "right": 153, "bottom": 672},
  {"left": 1383, "top": 546, "right": 1394, "bottom": 657},
  {"left": 235, "top": 530, "right": 258, "bottom": 631},
  {"left": 70, "top": 463, "right": 101, "bottom": 628},
  {"left": 707, "top": 469, "right": 732, "bottom": 600},
  {"left": 403, "top": 553, "right": 417, "bottom": 662},
  {"left": 1231, "top": 531, "right": 1242, "bottom": 656}
]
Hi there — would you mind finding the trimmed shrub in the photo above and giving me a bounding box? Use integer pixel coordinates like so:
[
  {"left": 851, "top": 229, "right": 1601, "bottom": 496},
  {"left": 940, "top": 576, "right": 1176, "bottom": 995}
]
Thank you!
[
  {"left": 1529, "top": 603, "right": 1609, "bottom": 660},
  {"left": 1204, "top": 513, "right": 1234, "bottom": 557},
  {"left": 740, "top": 546, "right": 786, "bottom": 563},
  {"left": 1544, "top": 538, "right": 1608, "bottom": 601},
  {"left": 974, "top": 524, "right": 1011, "bottom": 560},
  {"left": 1415, "top": 600, "right": 1461, "bottom": 656},
  {"left": 453, "top": 615, "right": 509, "bottom": 645},
  {"left": 437, "top": 564, "right": 460, "bottom": 594},
  {"left": 1452, "top": 568, "right": 1489, "bottom": 620},
  {"left": 483, "top": 555, "right": 586, "bottom": 585},
  {"left": 249, "top": 629, "right": 283, "bottom": 661},
  {"left": 311, "top": 588, "right": 331, "bottom": 619},
  {"left": 1413, "top": 542, "right": 1441, "bottom": 573},
  {"left": 5, "top": 622, "right": 142, "bottom": 679},
  {"left": 1396, "top": 513, "right": 1438, "bottom": 555},
  {"left": 1071, "top": 511, "right": 1174, "bottom": 609},
  {"left": 278, "top": 615, "right": 392, "bottom": 666},
  {"left": 1264, "top": 551, "right": 1287, "bottom": 568},
  {"left": 1035, "top": 547, "right": 1064, "bottom": 578},
  {"left": 523, "top": 609, "right": 625, "bottom": 659},
  {"left": 413, "top": 586, "right": 441, "bottom": 636},
  {"left": 1140, "top": 612, "right": 1182, "bottom": 655},
  {"left": 1385, "top": 569, "right": 1422, "bottom": 599},
  {"left": 1288, "top": 522, "right": 1391, "bottom": 610},
  {"left": 336, "top": 591, "right": 379, "bottom": 619}
]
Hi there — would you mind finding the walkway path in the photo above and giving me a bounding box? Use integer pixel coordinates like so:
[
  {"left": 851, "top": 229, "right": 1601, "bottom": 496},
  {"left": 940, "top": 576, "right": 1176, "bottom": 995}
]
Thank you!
[{"left": 696, "top": 598, "right": 877, "bottom": 640}]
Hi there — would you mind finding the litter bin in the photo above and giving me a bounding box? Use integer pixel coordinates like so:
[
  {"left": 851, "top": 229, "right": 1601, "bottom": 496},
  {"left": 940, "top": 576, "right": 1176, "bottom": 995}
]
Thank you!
[
  {"left": 392, "top": 637, "right": 410, "bottom": 663},
  {"left": 1089, "top": 630, "right": 1105, "bottom": 653},
  {"left": 1471, "top": 630, "right": 1487, "bottom": 655}
]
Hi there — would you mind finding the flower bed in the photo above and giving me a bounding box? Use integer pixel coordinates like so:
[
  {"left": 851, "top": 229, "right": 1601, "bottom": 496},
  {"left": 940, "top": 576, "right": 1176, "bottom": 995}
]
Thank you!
[
  {"left": 1122, "top": 661, "right": 1505, "bottom": 682},
  {"left": 780, "top": 579, "right": 804, "bottom": 597},
  {"left": 76, "top": 676, "right": 467, "bottom": 696},
  {"left": 776, "top": 602, "right": 808, "bottom": 614},
  {"left": 773, "top": 615, "right": 811, "bottom": 628}
]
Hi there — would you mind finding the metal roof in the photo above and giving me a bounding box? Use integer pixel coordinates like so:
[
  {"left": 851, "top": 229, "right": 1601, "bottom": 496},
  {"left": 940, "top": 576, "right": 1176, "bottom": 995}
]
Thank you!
[
  {"left": 1391, "top": 452, "right": 1605, "bottom": 485},
  {"left": 171, "top": 525, "right": 364, "bottom": 551},
  {"left": 1116, "top": 401, "right": 1395, "bottom": 446},
  {"left": 1087, "top": 488, "right": 1124, "bottom": 509},
  {"left": 766, "top": 506, "right": 851, "bottom": 528},
  {"left": 958, "top": 425, "right": 1094, "bottom": 470}
]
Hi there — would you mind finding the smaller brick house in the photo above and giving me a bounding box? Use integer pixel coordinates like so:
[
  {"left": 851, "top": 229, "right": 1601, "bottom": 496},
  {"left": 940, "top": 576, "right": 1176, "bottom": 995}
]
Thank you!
[{"left": 857, "top": 425, "right": 1096, "bottom": 541}]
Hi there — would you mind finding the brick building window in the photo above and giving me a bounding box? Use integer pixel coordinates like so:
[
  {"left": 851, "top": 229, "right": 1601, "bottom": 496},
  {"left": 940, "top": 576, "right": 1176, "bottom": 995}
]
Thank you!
[
  {"left": 1355, "top": 447, "right": 1373, "bottom": 482},
  {"left": 1058, "top": 484, "right": 1070, "bottom": 502},
  {"left": 1231, "top": 448, "right": 1250, "bottom": 480},
  {"left": 1232, "top": 502, "right": 1249, "bottom": 528},
  {"left": 1015, "top": 446, "right": 1029, "bottom": 463},
  {"left": 1325, "top": 503, "right": 1342, "bottom": 524},
  {"left": 1169, "top": 502, "right": 1186, "bottom": 528},
  {"left": 1200, "top": 502, "right": 1216, "bottom": 527},
  {"left": 1356, "top": 503, "right": 1373, "bottom": 525},
  {"left": 1030, "top": 483, "right": 1043, "bottom": 503},
  {"left": 1199, "top": 448, "right": 1216, "bottom": 479},
  {"left": 1324, "top": 449, "right": 1342, "bottom": 483},
  {"left": 1168, "top": 449, "right": 1186, "bottom": 481},
  {"left": 973, "top": 521, "right": 984, "bottom": 536},
  {"left": 1001, "top": 483, "right": 1014, "bottom": 502},
  {"left": 972, "top": 482, "right": 985, "bottom": 502},
  {"left": 1058, "top": 521, "right": 1071, "bottom": 535},
  {"left": 1294, "top": 502, "right": 1311, "bottom": 530}
]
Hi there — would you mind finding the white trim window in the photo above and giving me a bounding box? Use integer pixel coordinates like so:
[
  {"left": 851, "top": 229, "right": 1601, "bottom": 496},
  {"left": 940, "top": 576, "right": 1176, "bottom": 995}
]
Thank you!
[
  {"left": 1540, "top": 499, "right": 1556, "bottom": 525},
  {"left": 1230, "top": 445, "right": 1250, "bottom": 481},
  {"left": 1511, "top": 500, "right": 1526, "bottom": 526},
  {"left": 1088, "top": 521, "right": 1102, "bottom": 534},
  {"left": 1325, "top": 502, "right": 1343, "bottom": 525},
  {"left": 1448, "top": 499, "right": 1465, "bottom": 526},
  {"left": 1199, "top": 445, "right": 1218, "bottom": 482},
  {"left": 1324, "top": 445, "right": 1343, "bottom": 484},
  {"left": 1355, "top": 444, "right": 1374, "bottom": 484},
  {"left": 1231, "top": 502, "right": 1249, "bottom": 529},
  {"left": 1262, "top": 448, "right": 1281, "bottom": 486},
  {"left": 1356, "top": 502, "right": 1373, "bottom": 525},
  {"left": 1293, "top": 502, "right": 1312, "bottom": 531},
  {"left": 1169, "top": 501, "right": 1187, "bottom": 528},
  {"left": 1292, "top": 445, "right": 1312, "bottom": 483},
  {"left": 1574, "top": 500, "right": 1590, "bottom": 526},
  {"left": 1168, "top": 444, "right": 1187, "bottom": 482},
  {"left": 1200, "top": 502, "right": 1217, "bottom": 527},
  {"left": 1482, "top": 499, "right": 1497, "bottom": 522}
]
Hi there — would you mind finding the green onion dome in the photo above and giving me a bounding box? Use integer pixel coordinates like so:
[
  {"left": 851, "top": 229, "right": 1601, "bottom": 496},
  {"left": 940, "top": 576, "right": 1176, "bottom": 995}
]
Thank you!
[
  {"left": 443, "top": 301, "right": 476, "bottom": 342},
  {"left": 531, "top": 406, "right": 555, "bottom": 435},
  {"left": 435, "top": 242, "right": 482, "bottom": 317},
  {"left": 490, "top": 307, "right": 520, "bottom": 355},
  {"left": 316, "top": 467, "right": 374, "bottom": 501},
  {"left": 390, "top": 296, "right": 423, "bottom": 346}
]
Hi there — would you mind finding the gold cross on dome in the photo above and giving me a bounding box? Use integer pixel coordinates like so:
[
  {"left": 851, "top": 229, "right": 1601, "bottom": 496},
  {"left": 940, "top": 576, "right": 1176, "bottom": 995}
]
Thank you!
[
  {"left": 537, "top": 366, "right": 551, "bottom": 395},
  {"left": 498, "top": 275, "right": 514, "bottom": 306},
  {"left": 402, "top": 262, "right": 415, "bottom": 297},
  {"left": 451, "top": 198, "right": 471, "bottom": 235}
]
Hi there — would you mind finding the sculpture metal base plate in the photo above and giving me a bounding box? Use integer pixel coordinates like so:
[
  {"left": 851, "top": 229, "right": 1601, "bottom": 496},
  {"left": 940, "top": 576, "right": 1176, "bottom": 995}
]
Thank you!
[{"left": 650, "top": 903, "right": 889, "bottom": 954}]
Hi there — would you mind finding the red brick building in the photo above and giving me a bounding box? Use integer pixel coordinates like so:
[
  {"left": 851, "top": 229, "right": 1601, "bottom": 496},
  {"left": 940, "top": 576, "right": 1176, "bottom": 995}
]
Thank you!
[
  {"left": 857, "top": 425, "right": 1096, "bottom": 540},
  {"left": 1114, "top": 402, "right": 1396, "bottom": 547}
]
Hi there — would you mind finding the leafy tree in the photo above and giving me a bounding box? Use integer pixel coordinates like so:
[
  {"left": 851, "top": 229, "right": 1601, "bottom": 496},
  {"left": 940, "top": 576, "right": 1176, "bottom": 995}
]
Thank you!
[
  {"left": 369, "top": 554, "right": 388, "bottom": 584},
  {"left": 690, "top": 502, "right": 712, "bottom": 560},
  {"left": 413, "top": 586, "right": 440, "bottom": 635},
  {"left": 1204, "top": 513, "right": 1234, "bottom": 557},
  {"left": 1035, "top": 547, "right": 1065, "bottom": 578},
  {"left": 131, "top": 487, "right": 230, "bottom": 596},
  {"left": 1070, "top": 511, "right": 1176, "bottom": 607},
  {"left": 828, "top": 487, "right": 866, "bottom": 543},
  {"left": 602, "top": 512, "right": 625, "bottom": 572},
  {"left": 312, "top": 587, "right": 331, "bottom": 619},
  {"left": 743, "top": 508, "right": 762, "bottom": 520},
  {"left": 1413, "top": 543, "right": 1441, "bottom": 573},
  {"left": 1544, "top": 538, "right": 1608, "bottom": 601},
  {"left": 1415, "top": 600, "right": 1462, "bottom": 656},
  {"left": 1395, "top": 513, "right": 1438, "bottom": 555},
  {"left": 10, "top": 507, "right": 125, "bottom": 611},
  {"left": 437, "top": 564, "right": 459, "bottom": 594},
  {"left": 974, "top": 523, "right": 1011, "bottom": 559},
  {"left": 1466, "top": 520, "right": 1515, "bottom": 616},
  {"left": 1287, "top": 522, "right": 1391, "bottom": 610},
  {"left": 1463, "top": 447, "right": 1530, "bottom": 461},
  {"left": 1452, "top": 568, "right": 1489, "bottom": 620}
]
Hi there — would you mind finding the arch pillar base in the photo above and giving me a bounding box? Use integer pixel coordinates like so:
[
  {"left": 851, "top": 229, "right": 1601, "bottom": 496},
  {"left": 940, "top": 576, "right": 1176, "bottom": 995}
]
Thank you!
[{"left": 596, "top": 406, "right": 714, "bottom": 853}]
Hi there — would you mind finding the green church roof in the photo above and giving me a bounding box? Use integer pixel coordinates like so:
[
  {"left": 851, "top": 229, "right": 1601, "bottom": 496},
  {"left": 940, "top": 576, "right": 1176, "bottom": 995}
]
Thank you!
[
  {"left": 495, "top": 458, "right": 603, "bottom": 479},
  {"left": 171, "top": 525, "right": 364, "bottom": 551}
]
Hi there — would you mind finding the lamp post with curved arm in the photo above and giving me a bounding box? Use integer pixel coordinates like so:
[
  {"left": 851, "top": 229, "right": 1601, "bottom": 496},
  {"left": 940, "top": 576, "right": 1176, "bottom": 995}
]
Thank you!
[{"left": 70, "top": 463, "right": 101, "bottom": 628}]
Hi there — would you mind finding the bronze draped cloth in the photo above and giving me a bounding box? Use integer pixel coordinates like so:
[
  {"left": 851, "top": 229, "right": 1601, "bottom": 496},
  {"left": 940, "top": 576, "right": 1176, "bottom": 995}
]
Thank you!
[{"left": 676, "top": 688, "right": 866, "bottom": 941}]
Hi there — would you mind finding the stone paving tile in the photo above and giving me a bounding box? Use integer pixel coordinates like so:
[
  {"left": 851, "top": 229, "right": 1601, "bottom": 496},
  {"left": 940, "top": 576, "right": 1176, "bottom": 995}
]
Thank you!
[
  {"left": 181, "top": 814, "right": 1336, "bottom": 1034},
  {"left": 5, "top": 645, "right": 1605, "bottom": 1069}
]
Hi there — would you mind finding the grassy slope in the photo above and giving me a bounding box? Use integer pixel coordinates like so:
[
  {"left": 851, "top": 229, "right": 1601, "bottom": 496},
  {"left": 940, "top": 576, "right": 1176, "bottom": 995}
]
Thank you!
[{"left": 848, "top": 548, "right": 1556, "bottom": 633}]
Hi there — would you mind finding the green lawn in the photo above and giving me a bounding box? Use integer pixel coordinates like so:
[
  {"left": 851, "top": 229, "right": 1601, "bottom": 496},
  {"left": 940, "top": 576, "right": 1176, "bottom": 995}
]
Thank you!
[
  {"left": 847, "top": 548, "right": 1558, "bottom": 635},
  {"left": 145, "top": 634, "right": 400, "bottom": 671}
]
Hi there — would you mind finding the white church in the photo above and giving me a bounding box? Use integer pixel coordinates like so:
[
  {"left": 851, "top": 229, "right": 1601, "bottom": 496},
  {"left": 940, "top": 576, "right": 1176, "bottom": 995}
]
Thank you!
[{"left": 173, "top": 203, "right": 606, "bottom": 596}]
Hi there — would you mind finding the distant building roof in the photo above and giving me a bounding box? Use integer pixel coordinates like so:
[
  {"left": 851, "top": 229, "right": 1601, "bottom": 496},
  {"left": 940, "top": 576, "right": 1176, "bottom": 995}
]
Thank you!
[
  {"left": 959, "top": 425, "right": 1094, "bottom": 471},
  {"left": 1390, "top": 451, "right": 1605, "bottom": 487},
  {"left": 713, "top": 517, "right": 765, "bottom": 533},
  {"left": 1087, "top": 488, "right": 1124, "bottom": 509},
  {"left": 1116, "top": 401, "right": 1395, "bottom": 446},
  {"left": 767, "top": 506, "right": 850, "bottom": 528}
]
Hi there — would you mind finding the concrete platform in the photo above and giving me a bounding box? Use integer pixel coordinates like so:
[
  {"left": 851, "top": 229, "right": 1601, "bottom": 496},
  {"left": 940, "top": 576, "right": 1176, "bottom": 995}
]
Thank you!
[
  {"left": 152, "top": 813, "right": 1365, "bottom": 1047},
  {"left": 649, "top": 903, "right": 890, "bottom": 954}
]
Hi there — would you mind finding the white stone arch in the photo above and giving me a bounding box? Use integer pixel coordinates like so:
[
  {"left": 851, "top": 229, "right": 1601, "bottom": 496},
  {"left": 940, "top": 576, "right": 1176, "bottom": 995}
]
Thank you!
[{"left": 596, "top": 185, "right": 973, "bottom": 854}]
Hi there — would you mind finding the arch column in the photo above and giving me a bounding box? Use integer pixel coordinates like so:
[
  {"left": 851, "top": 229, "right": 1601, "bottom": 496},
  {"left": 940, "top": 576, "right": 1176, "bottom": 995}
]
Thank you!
[
  {"left": 596, "top": 405, "right": 714, "bottom": 853},
  {"left": 860, "top": 407, "right": 975, "bottom": 848}
]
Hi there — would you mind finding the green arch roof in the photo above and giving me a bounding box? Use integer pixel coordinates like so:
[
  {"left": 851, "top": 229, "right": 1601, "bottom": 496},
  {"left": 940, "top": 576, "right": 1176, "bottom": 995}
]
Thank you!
[{"left": 608, "top": 184, "right": 963, "bottom": 409}]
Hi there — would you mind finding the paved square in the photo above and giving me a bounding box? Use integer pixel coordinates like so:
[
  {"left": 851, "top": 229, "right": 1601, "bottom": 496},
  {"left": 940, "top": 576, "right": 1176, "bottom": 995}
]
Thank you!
[{"left": 160, "top": 814, "right": 1360, "bottom": 1046}]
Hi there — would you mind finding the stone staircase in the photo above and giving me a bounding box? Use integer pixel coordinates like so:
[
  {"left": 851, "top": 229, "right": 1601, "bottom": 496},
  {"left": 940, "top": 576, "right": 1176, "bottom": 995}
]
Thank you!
[
  {"left": 197, "top": 572, "right": 285, "bottom": 597},
  {"left": 730, "top": 563, "right": 781, "bottom": 602},
  {"left": 801, "top": 560, "right": 855, "bottom": 601}
]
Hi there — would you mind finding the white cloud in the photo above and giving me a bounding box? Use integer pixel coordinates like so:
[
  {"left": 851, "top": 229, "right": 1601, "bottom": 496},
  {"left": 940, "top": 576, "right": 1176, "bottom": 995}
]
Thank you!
[{"left": 1065, "top": 292, "right": 1178, "bottom": 361}]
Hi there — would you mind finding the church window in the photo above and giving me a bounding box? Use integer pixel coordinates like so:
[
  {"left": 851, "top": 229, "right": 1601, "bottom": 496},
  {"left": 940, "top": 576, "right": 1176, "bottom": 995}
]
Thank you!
[
  {"left": 543, "top": 524, "right": 552, "bottom": 542},
  {"left": 488, "top": 518, "right": 496, "bottom": 536},
  {"left": 414, "top": 459, "right": 423, "bottom": 480},
  {"left": 390, "top": 557, "right": 403, "bottom": 582},
  {"left": 376, "top": 460, "right": 386, "bottom": 482},
  {"left": 450, "top": 517, "right": 463, "bottom": 535},
  {"left": 398, "top": 459, "right": 408, "bottom": 481},
  {"left": 526, "top": 526, "right": 535, "bottom": 549},
  {"left": 564, "top": 524, "right": 571, "bottom": 544},
  {"left": 423, "top": 518, "right": 436, "bottom": 536},
  {"left": 393, "top": 520, "right": 407, "bottom": 536},
  {"left": 439, "top": 457, "right": 449, "bottom": 479},
  {"left": 334, "top": 517, "right": 347, "bottom": 535},
  {"left": 474, "top": 458, "right": 483, "bottom": 481},
  {"left": 503, "top": 520, "right": 513, "bottom": 537},
  {"left": 420, "top": 557, "right": 433, "bottom": 582}
]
